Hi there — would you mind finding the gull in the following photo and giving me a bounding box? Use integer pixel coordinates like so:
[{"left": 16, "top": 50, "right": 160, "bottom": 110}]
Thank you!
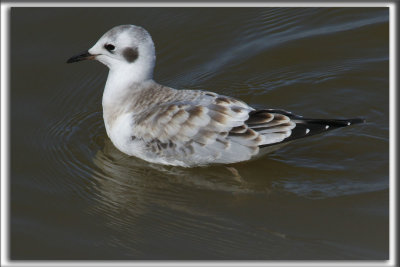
[{"left": 67, "top": 25, "right": 364, "bottom": 167}]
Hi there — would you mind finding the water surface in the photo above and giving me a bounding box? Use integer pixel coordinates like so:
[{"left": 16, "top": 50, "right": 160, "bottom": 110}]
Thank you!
[{"left": 10, "top": 7, "right": 389, "bottom": 260}]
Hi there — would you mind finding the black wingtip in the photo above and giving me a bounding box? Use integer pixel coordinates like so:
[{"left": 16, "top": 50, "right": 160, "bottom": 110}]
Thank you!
[
  {"left": 295, "top": 117, "right": 366, "bottom": 128},
  {"left": 347, "top": 118, "right": 366, "bottom": 125}
]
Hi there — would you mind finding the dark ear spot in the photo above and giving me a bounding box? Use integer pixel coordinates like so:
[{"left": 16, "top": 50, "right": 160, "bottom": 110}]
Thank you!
[{"left": 123, "top": 47, "right": 139, "bottom": 63}]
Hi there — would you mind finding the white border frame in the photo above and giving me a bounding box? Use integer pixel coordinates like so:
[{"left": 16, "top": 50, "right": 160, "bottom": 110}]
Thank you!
[{"left": 1, "top": 2, "right": 396, "bottom": 267}]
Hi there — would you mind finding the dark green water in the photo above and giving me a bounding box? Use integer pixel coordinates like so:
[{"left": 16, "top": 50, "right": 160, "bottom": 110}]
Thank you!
[{"left": 10, "top": 7, "right": 389, "bottom": 260}]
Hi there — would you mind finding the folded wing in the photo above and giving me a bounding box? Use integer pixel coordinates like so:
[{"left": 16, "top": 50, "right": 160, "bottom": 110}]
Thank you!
[{"left": 131, "top": 92, "right": 303, "bottom": 165}]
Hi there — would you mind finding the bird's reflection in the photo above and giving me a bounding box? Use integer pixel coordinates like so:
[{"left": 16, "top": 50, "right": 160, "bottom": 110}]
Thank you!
[
  {"left": 90, "top": 138, "right": 262, "bottom": 220},
  {"left": 84, "top": 137, "right": 294, "bottom": 255}
]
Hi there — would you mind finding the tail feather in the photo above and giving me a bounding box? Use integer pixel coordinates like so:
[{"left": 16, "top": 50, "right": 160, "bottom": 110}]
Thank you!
[
  {"left": 256, "top": 109, "right": 365, "bottom": 148},
  {"left": 286, "top": 117, "right": 365, "bottom": 141}
]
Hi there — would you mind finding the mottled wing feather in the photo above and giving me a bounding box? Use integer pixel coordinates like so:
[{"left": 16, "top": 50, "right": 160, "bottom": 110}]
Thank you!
[
  {"left": 130, "top": 91, "right": 299, "bottom": 165},
  {"left": 129, "top": 88, "right": 365, "bottom": 166}
]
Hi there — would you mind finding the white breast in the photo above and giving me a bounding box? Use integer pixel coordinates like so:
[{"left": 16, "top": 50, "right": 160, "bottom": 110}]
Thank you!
[{"left": 106, "top": 113, "right": 143, "bottom": 157}]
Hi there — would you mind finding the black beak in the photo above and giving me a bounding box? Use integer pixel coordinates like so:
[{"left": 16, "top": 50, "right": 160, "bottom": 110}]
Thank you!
[{"left": 66, "top": 51, "right": 95, "bottom": 63}]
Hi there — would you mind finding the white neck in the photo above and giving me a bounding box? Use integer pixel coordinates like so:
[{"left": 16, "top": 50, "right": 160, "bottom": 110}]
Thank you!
[
  {"left": 101, "top": 62, "right": 155, "bottom": 137},
  {"left": 102, "top": 57, "right": 155, "bottom": 107}
]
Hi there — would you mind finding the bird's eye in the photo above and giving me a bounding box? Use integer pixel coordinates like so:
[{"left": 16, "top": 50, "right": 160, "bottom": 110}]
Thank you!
[{"left": 104, "top": 44, "right": 115, "bottom": 51}]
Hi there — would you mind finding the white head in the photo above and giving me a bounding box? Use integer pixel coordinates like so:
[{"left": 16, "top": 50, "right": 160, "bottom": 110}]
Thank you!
[{"left": 67, "top": 25, "right": 156, "bottom": 82}]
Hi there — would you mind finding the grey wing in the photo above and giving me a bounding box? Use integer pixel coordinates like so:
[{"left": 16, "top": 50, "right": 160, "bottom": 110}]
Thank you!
[{"left": 131, "top": 91, "right": 297, "bottom": 166}]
